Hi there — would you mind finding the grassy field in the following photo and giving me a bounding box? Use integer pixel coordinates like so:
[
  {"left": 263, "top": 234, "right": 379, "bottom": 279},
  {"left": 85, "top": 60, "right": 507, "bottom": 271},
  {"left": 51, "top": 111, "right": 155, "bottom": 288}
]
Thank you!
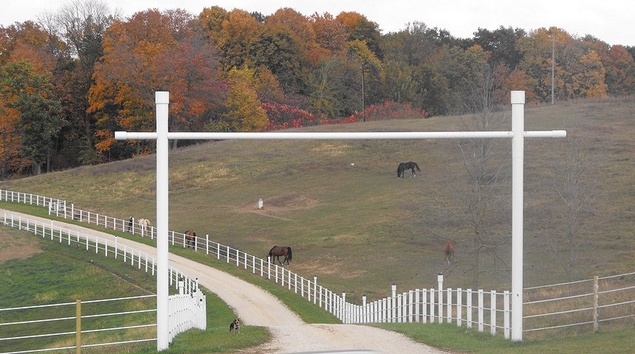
[
  {"left": 0, "top": 225, "right": 270, "bottom": 353},
  {"left": 1, "top": 97, "right": 634, "bottom": 351},
  {"left": 2, "top": 217, "right": 634, "bottom": 353}
]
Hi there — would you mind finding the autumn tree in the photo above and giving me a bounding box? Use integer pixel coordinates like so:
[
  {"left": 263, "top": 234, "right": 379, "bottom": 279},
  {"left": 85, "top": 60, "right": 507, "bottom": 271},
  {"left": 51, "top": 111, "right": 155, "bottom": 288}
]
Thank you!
[
  {"left": 310, "top": 12, "right": 348, "bottom": 54},
  {"left": 565, "top": 49, "right": 607, "bottom": 98},
  {"left": 0, "top": 65, "right": 25, "bottom": 177},
  {"left": 0, "top": 21, "right": 65, "bottom": 176},
  {"left": 516, "top": 28, "right": 557, "bottom": 103},
  {"left": 267, "top": 8, "right": 316, "bottom": 49},
  {"left": 598, "top": 44, "right": 635, "bottom": 96},
  {"left": 381, "top": 59, "right": 415, "bottom": 103},
  {"left": 41, "top": 0, "right": 117, "bottom": 165},
  {"left": 381, "top": 22, "right": 441, "bottom": 67},
  {"left": 0, "top": 61, "right": 65, "bottom": 174},
  {"left": 411, "top": 63, "right": 451, "bottom": 115},
  {"left": 249, "top": 25, "right": 305, "bottom": 94},
  {"left": 473, "top": 26, "right": 525, "bottom": 69},
  {"left": 207, "top": 9, "right": 262, "bottom": 71},
  {"left": 211, "top": 67, "right": 268, "bottom": 132},
  {"left": 89, "top": 9, "right": 224, "bottom": 157},
  {"left": 433, "top": 44, "right": 489, "bottom": 114},
  {"left": 306, "top": 55, "right": 359, "bottom": 117},
  {"left": 198, "top": 6, "right": 229, "bottom": 44},
  {"left": 347, "top": 40, "right": 382, "bottom": 114},
  {"left": 337, "top": 12, "right": 383, "bottom": 59}
]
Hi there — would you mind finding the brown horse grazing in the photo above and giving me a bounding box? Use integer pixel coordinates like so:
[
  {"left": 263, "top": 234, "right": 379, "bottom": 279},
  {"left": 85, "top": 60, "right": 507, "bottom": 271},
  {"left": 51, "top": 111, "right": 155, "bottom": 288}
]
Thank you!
[
  {"left": 268, "top": 246, "right": 293, "bottom": 265},
  {"left": 185, "top": 230, "right": 197, "bottom": 248},
  {"left": 444, "top": 241, "right": 455, "bottom": 264}
]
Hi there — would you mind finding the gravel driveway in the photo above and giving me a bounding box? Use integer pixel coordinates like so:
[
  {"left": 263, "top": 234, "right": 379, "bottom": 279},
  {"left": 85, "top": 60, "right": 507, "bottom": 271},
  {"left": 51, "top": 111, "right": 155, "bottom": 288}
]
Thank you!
[{"left": 3, "top": 210, "right": 447, "bottom": 353}]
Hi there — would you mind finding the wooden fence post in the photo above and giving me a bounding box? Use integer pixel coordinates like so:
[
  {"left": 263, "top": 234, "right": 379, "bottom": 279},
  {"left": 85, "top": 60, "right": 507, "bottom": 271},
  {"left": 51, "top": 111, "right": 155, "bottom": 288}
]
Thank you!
[
  {"left": 593, "top": 275, "right": 599, "bottom": 332},
  {"left": 76, "top": 299, "right": 81, "bottom": 354}
]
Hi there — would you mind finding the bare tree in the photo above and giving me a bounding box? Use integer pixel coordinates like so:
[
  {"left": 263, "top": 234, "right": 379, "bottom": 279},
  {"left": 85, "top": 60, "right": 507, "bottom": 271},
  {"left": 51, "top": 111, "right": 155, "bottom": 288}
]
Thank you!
[
  {"left": 449, "top": 63, "right": 512, "bottom": 288},
  {"left": 548, "top": 121, "right": 597, "bottom": 280}
]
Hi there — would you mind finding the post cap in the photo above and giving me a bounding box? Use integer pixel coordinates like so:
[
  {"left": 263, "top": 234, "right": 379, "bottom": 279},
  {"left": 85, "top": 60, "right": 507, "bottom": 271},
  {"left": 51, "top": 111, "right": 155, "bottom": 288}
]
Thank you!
[{"left": 511, "top": 91, "right": 525, "bottom": 104}]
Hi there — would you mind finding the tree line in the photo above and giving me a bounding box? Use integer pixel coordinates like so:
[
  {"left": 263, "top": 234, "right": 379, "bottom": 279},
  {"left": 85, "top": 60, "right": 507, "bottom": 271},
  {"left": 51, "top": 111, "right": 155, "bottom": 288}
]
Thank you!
[{"left": 1, "top": 0, "right": 633, "bottom": 178}]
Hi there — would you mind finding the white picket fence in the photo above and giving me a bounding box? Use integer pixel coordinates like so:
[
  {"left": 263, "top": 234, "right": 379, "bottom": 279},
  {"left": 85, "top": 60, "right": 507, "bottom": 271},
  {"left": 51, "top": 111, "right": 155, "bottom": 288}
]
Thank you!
[
  {"left": 0, "top": 211, "right": 206, "bottom": 353},
  {"left": 0, "top": 189, "right": 511, "bottom": 336},
  {"left": 3, "top": 189, "right": 634, "bottom": 341}
]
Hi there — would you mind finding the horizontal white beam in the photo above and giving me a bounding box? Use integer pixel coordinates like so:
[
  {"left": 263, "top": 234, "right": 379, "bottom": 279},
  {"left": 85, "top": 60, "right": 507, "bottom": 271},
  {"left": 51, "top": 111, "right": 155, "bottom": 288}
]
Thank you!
[{"left": 115, "top": 130, "right": 566, "bottom": 141}]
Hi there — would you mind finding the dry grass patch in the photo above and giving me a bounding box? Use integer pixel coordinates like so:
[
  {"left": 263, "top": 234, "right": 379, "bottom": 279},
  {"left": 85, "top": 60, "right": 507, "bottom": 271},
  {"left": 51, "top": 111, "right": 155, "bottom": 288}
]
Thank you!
[{"left": 0, "top": 229, "right": 41, "bottom": 264}]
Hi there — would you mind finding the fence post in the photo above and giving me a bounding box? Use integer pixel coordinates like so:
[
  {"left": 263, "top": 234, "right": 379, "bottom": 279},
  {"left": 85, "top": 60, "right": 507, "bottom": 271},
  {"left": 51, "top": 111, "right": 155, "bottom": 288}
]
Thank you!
[
  {"left": 504, "top": 290, "right": 510, "bottom": 339},
  {"left": 593, "top": 275, "right": 599, "bottom": 332},
  {"left": 438, "top": 273, "right": 444, "bottom": 323},
  {"left": 391, "top": 284, "right": 397, "bottom": 323},
  {"left": 415, "top": 289, "right": 420, "bottom": 323},
  {"left": 478, "top": 289, "right": 484, "bottom": 332},
  {"left": 447, "top": 288, "right": 452, "bottom": 323},
  {"left": 490, "top": 290, "right": 497, "bottom": 336},
  {"left": 467, "top": 289, "right": 472, "bottom": 328},
  {"left": 342, "top": 292, "right": 347, "bottom": 323},
  {"left": 430, "top": 288, "right": 435, "bottom": 323},
  {"left": 457, "top": 288, "right": 463, "bottom": 326},
  {"left": 76, "top": 299, "right": 81, "bottom": 354},
  {"left": 362, "top": 295, "right": 367, "bottom": 323},
  {"left": 422, "top": 290, "right": 428, "bottom": 323}
]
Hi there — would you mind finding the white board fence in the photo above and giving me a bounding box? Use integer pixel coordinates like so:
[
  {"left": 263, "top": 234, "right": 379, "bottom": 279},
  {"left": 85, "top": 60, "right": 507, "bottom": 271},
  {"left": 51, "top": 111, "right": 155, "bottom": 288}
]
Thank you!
[
  {"left": 0, "top": 211, "right": 206, "bottom": 353},
  {"left": 3, "top": 190, "right": 634, "bottom": 341}
]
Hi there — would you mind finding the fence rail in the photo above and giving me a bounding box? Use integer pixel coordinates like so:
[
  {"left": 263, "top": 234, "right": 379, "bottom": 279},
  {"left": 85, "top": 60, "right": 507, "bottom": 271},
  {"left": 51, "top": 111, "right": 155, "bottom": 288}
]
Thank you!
[
  {"left": 2, "top": 188, "right": 634, "bottom": 342},
  {"left": 0, "top": 295, "right": 156, "bottom": 354},
  {"left": 0, "top": 209, "right": 206, "bottom": 353},
  {"left": 523, "top": 272, "right": 635, "bottom": 339}
]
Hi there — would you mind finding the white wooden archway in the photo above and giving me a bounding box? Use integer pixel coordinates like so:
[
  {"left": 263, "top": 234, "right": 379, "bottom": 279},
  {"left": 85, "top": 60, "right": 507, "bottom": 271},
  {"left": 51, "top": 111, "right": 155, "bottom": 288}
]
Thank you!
[{"left": 115, "top": 91, "right": 565, "bottom": 350}]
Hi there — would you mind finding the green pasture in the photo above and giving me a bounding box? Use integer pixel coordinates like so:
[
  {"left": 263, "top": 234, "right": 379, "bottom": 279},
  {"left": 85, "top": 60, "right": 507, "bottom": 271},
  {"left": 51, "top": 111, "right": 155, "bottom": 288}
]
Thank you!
[
  {"left": 1, "top": 98, "right": 634, "bottom": 352},
  {"left": 2, "top": 221, "right": 634, "bottom": 353}
]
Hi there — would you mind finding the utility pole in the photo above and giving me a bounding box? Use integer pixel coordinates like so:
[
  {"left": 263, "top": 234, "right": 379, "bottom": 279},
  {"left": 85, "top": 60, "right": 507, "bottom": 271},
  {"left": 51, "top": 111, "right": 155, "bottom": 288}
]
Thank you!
[{"left": 551, "top": 34, "right": 555, "bottom": 105}]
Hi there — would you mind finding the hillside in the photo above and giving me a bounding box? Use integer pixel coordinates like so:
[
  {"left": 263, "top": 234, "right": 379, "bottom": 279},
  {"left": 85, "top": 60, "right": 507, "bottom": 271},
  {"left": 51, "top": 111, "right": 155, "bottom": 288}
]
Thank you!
[{"left": 2, "top": 97, "right": 634, "bottom": 303}]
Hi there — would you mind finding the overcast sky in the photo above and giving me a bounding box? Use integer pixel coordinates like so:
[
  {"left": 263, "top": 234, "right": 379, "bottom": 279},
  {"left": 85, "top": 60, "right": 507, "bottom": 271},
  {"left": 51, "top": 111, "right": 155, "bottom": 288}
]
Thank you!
[{"left": 2, "top": 0, "right": 633, "bottom": 46}]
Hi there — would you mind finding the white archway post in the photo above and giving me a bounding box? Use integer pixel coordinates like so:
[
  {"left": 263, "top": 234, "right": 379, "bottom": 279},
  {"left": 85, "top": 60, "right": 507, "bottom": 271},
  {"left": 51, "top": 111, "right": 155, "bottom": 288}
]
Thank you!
[
  {"left": 155, "top": 92, "right": 169, "bottom": 350},
  {"left": 511, "top": 90, "right": 525, "bottom": 341},
  {"left": 115, "top": 90, "right": 563, "bottom": 349}
]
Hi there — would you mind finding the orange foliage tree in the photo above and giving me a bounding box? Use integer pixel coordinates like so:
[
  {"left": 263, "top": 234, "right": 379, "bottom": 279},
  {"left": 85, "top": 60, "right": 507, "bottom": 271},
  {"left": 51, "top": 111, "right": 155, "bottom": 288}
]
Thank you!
[
  {"left": 0, "top": 21, "right": 63, "bottom": 176},
  {"left": 89, "top": 9, "right": 225, "bottom": 157}
]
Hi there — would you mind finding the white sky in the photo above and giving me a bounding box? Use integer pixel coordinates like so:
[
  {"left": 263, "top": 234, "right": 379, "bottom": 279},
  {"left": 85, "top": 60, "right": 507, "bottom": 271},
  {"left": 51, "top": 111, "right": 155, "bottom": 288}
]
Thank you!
[{"left": 1, "top": 0, "right": 633, "bottom": 46}]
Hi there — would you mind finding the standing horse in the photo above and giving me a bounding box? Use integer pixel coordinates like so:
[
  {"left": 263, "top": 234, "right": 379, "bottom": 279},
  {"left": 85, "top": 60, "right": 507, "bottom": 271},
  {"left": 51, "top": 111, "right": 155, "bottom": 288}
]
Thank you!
[
  {"left": 444, "top": 241, "right": 455, "bottom": 264},
  {"left": 184, "top": 230, "right": 197, "bottom": 248},
  {"left": 268, "top": 246, "right": 293, "bottom": 265},
  {"left": 397, "top": 162, "right": 421, "bottom": 178},
  {"left": 138, "top": 219, "right": 150, "bottom": 234}
]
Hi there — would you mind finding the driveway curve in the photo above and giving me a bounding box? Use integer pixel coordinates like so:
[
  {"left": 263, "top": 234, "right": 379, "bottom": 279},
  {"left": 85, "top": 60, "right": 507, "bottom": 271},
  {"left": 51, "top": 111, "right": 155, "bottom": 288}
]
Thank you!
[{"left": 2, "top": 209, "right": 446, "bottom": 354}]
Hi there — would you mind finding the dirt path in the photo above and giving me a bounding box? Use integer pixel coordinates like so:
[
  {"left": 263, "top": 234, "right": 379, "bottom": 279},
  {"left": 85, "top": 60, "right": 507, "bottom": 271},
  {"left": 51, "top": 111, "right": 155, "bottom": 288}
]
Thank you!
[{"left": 1, "top": 209, "right": 447, "bottom": 353}]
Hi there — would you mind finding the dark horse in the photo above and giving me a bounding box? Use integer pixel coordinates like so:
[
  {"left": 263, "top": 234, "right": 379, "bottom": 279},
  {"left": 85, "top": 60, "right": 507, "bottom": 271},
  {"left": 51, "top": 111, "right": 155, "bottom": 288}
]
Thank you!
[
  {"left": 268, "top": 245, "right": 293, "bottom": 265},
  {"left": 397, "top": 161, "right": 421, "bottom": 178},
  {"left": 444, "top": 241, "right": 455, "bottom": 265},
  {"left": 185, "top": 230, "right": 197, "bottom": 248}
]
